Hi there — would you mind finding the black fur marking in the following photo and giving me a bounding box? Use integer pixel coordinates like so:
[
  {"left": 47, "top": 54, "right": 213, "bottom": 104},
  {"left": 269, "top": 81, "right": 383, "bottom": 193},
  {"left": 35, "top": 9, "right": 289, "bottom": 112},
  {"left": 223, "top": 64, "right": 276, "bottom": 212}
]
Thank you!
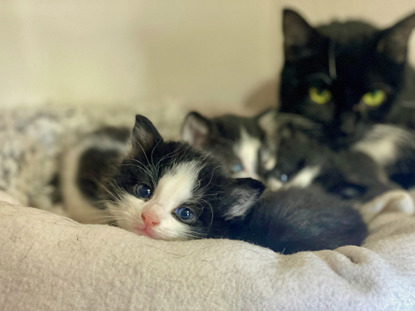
[
  {"left": 225, "top": 187, "right": 368, "bottom": 254},
  {"left": 77, "top": 147, "right": 122, "bottom": 209}
]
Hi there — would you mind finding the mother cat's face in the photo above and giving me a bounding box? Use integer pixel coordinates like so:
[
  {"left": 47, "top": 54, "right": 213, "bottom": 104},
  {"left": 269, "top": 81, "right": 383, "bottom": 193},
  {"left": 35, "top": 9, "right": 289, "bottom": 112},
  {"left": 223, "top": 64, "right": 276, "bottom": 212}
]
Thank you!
[{"left": 279, "top": 9, "right": 415, "bottom": 148}]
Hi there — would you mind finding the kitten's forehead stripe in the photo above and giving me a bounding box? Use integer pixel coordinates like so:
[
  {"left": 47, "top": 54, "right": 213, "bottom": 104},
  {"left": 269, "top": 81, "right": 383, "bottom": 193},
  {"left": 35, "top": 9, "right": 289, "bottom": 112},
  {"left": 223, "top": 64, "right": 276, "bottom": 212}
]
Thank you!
[
  {"left": 233, "top": 128, "right": 261, "bottom": 178},
  {"left": 152, "top": 161, "right": 202, "bottom": 211}
]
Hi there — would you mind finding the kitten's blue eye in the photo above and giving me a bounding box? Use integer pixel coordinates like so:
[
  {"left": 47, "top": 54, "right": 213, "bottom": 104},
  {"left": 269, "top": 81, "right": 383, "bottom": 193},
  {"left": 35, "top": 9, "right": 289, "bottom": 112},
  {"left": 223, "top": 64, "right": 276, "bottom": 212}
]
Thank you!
[
  {"left": 174, "top": 207, "right": 196, "bottom": 223},
  {"left": 231, "top": 164, "right": 243, "bottom": 173},
  {"left": 134, "top": 184, "right": 152, "bottom": 199},
  {"left": 279, "top": 173, "right": 288, "bottom": 183}
]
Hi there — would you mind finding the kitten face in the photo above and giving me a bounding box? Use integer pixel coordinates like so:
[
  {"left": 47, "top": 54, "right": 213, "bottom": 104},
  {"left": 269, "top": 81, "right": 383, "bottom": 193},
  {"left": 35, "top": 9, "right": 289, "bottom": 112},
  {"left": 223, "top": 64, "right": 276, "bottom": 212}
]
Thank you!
[
  {"left": 107, "top": 161, "right": 204, "bottom": 240},
  {"left": 265, "top": 116, "right": 326, "bottom": 188},
  {"left": 280, "top": 9, "right": 415, "bottom": 148},
  {"left": 261, "top": 115, "right": 397, "bottom": 201},
  {"left": 104, "top": 115, "right": 265, "bottom": 240},
  {"left": 181, "top": 111, "right": 277, "bottom": 180}
]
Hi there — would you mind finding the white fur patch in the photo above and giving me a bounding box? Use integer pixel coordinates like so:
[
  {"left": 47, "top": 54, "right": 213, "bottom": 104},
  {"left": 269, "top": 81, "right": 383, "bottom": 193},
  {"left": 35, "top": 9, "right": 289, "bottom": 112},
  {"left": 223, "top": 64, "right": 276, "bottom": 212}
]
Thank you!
[
  {"left": 107, "top": 161, "right": 202, "bottom": 240},
  {"left": 224, "top": 191, "right": 256, "bottom": 220},
  {"left": 353, "top": 125, "right": 411, "bottom": 166},
  {"left": 266, "top": 177, "right": 283, "bottom": 191},
  {"left": 261, "top": 150, "right": 277, "bottom": 171},
  {"left": 233, "top": 128, "right": 261, "bottom": 179},
  {"left": 288, "top": 166, "right": 321, "bottom": 188}
]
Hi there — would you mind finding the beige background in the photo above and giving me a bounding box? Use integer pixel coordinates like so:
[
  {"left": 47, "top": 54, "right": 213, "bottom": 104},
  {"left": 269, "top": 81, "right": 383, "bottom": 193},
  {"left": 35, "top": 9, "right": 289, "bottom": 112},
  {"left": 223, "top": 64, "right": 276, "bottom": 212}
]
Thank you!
[{"left": 1, "top": 0, "right": 414, "bottom": 108}]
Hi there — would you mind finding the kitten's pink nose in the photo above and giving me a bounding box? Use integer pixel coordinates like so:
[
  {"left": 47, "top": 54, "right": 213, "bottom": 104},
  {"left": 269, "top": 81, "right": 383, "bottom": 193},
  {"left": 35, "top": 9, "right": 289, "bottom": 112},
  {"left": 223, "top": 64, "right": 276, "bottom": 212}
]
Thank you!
[{"left": 141, "top": 211, "right": 160, "bottom": 228}]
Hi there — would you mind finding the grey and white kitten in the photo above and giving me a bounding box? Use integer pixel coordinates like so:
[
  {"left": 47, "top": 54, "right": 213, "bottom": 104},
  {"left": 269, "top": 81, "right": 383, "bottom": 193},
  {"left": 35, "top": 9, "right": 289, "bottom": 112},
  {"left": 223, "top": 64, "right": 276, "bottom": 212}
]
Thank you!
[{"left": 61, "top": 114, "right": 367, "bottom": 253}]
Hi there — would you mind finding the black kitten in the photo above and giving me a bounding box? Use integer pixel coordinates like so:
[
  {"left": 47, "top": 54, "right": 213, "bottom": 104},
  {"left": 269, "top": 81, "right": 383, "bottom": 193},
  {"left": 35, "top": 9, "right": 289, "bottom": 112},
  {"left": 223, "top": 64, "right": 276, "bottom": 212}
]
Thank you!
[
  {"left": 228, "top": 186, "right": 367, "bottom": 254},
  {"left": 279, "top": 9, "right": 415, "bottom": 149},
  {"left": 62, "top": 115, "right": 367, "bottom": 253}
]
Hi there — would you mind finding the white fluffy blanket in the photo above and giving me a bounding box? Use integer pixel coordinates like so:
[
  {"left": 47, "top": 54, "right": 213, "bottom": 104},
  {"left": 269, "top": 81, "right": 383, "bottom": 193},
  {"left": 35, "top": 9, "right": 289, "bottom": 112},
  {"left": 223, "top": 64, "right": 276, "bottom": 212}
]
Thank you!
[
  {"left": 1, "top": 190, "right": 415, "bottom": 310},
  {"left": 1, "top": 102, "right": 415, "bottom": 310}
]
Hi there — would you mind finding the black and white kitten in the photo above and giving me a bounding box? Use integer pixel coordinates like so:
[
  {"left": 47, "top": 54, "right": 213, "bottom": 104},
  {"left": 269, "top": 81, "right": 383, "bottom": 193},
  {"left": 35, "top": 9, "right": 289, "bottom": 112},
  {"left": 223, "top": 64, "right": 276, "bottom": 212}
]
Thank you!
[
  {"left": 280, "top": 9, "right": 415, "bottom": 149},
  {"left": 182, "top": 109, "right": 398, "bottom": 201},
  {"left": 181, "top": 110, "right": 277, "bottom": 180},
  {"left": 268, "top": 111, "right": 415, "bottom": 192},
  {"left": 62, "top": 115, "right": 367, "bottom": 253}
]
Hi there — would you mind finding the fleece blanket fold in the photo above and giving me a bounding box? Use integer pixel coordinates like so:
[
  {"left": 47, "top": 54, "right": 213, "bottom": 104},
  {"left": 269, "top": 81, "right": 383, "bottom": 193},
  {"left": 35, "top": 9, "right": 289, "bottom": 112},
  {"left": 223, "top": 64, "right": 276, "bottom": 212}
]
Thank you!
[{"left": 1, "top": 190, "right": 415, "bottom": 311}]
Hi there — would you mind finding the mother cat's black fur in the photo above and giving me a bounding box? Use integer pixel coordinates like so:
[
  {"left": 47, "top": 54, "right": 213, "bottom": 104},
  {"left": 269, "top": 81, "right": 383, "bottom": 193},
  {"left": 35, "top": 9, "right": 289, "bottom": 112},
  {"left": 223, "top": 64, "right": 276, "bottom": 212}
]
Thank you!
[{"left": 279, "top": 9, "right": 415, "bottom": 149}]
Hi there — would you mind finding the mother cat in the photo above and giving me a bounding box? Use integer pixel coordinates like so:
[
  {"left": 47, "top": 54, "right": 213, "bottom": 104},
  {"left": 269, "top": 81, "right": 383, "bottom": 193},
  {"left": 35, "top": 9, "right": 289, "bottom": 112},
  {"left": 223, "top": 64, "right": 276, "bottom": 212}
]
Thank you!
[{"left": 279, "top": 9, "right": 415, "bottom": 150}]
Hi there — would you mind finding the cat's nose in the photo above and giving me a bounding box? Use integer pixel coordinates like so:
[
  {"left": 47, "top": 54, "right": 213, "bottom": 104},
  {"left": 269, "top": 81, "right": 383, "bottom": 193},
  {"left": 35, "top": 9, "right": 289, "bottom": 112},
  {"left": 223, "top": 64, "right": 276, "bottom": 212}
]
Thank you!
[
  {"left": 340, "top": 113, "right": 357, "bottom": 135},
  {"left": 141, "top": 211, "right": 160, "bottom": 227}
]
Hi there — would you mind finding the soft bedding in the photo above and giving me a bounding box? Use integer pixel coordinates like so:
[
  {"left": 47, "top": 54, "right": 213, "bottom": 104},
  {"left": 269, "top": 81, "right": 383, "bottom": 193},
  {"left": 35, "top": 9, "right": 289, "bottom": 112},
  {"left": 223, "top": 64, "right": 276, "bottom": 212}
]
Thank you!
[
  {"left": 1, "top": 190, "right": 415, "bottom": 310},
  {"left": 1, "top": 103, "right": 415, "bottom": 310}
]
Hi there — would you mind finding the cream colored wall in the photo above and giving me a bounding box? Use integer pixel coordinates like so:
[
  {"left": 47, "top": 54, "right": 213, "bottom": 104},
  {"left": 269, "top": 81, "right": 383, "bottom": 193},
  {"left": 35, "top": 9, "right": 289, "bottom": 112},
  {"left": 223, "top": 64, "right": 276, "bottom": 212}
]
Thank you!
[{"left": 1, "top": 1, "right": 414, "bottom": 108}]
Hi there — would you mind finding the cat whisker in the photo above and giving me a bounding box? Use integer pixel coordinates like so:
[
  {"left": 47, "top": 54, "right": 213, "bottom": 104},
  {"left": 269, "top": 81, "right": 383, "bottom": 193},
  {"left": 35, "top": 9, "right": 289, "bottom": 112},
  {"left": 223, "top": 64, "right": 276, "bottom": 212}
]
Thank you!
[{"left": 122, "top": 158, "right": 157, "bottom": 185}]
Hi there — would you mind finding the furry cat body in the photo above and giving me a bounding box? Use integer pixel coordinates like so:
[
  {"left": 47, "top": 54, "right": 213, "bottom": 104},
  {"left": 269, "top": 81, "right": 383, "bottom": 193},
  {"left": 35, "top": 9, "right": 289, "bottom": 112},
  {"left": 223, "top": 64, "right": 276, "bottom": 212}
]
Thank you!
[
  {"left": 280, "top": 9, "right": 415, "bottom": 149},
  {"left": 352, "top": 124, "right": 415, "bottom": 189},
  {"left": 61, "top": 126, "right": 131, "bottom": 223},
  {"left": 228, "top": 187, "right": 367, "bottom": 254},
  {"left": 62, "top": 115, "right": 367, "bottom": 253}
]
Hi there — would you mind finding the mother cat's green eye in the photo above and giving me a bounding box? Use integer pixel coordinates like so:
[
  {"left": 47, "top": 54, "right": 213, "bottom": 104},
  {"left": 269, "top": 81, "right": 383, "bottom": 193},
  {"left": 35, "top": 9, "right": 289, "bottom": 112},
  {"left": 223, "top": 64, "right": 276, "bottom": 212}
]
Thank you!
[
  {"left": 309, "top": 87, "right": 332, "bottom": 105},
  {"left": 362, "top": 90, "right": 386, "bottom": 107}
]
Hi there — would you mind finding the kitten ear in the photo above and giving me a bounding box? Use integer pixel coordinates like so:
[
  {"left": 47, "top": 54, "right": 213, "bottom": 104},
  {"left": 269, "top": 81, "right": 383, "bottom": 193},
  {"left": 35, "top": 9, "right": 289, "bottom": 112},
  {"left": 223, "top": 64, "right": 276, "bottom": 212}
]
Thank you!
[
  {"left": 376, "top": 12, "right": 415, "bottom": 64},
  {"left": 257, "top": 108, "right": 278, "bottom": 137},
  {"left": 283, "top": 9, "right": 319, "bottom": 61},
  {"left": 131, "top": 115, "right": 163, "bottom": 152},
  {"left": 224, "top": 178, "right": 265, "bottom": 220},
  {"left": 181, "top": 112, "right": 212, "bottom": 147}
]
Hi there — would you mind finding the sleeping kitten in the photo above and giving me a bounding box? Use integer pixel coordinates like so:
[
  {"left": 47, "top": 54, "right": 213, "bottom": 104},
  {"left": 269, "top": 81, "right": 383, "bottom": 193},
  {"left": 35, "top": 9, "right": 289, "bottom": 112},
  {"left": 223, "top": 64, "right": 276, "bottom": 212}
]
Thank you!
[
  {"left": 182, "top": 109, "right": 396, "bottom": 202},
  {"left": 229, "top": 186, "right": 367, "bottom": 254},
  {"left": 279, "top": 9, "right": 415, "bottom": 149},
  {"left": 62, "top": 114, "right": 367, "bottom": 253}
]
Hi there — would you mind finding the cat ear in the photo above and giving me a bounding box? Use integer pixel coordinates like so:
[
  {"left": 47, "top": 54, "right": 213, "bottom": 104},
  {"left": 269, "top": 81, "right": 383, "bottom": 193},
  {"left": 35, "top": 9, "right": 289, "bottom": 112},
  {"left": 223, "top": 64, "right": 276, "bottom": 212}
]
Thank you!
[
  {"left": 256, "top": 108, "right": 278, "bottom": 137},
  {"left": 131, "top": 115, "right": 163, "bottom": 153},
  {"left": 181, "top": 112, "right": 212, "bottom": 147},
  {"left": 376, "top": 12, "right": 415, "bottom": 63},
  {"left": 224, "top": 178, "right": 265, "bottom": 220},
  {"left": 283, "top": 9, "right": 320, "bottom": 61}
]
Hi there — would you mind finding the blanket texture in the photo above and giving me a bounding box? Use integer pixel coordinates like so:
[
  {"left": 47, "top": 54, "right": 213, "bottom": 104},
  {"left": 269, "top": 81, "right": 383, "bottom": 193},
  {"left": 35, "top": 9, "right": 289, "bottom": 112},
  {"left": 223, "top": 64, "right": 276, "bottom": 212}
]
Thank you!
[
  {"left": 0, "top": 101, "right": 188, "bottom": 209},
  {"left": 1, "top": 102, "right": 415, "bottom": 310},
  {"left": 1, "top": 190, "right": 415, "bottom": 311}
]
